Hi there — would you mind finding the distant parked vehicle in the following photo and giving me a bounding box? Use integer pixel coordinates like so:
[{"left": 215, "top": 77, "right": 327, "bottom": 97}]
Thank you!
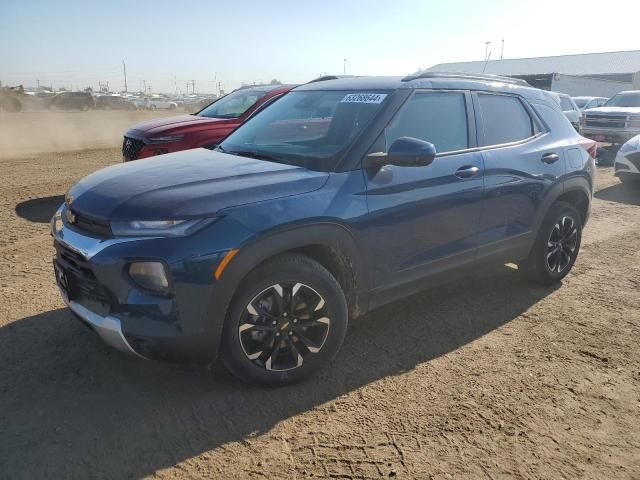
[
  {"left": 138, "top": 97, "right": 178, "bottom": 110},
  {"left": 122, "top": 84, "right": 295, "bottom": 161},
  {"left": 613, "top": 135, "right": 640, "bottom": 184},
  {"left": 550, "top": 92, "right": 582, "bottom": 133},
  {"left": 95, "top": 95, "right": 136, "bottom": 110},
  {"left": 47, "top": 91, "right": 95, "bottom": 111},
  {"left": 572, "top": 96, "right": 608, "bottom": 112}
]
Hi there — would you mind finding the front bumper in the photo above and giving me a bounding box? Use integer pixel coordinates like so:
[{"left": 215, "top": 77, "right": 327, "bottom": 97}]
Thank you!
[
  {"left": 583, "top": 127, "right": 640, "bottom": 144},
  {"left": 61, "top": 291, "right": 145, "bottom": 359},
  {"left": 614, "top": 150, "right": 640, "bottom": 178},
  {"left": 51, "top": 206, "right": 252, "bottom": 362}
]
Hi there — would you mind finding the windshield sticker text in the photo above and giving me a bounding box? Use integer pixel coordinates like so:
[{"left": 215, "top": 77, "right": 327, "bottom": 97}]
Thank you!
[{"left": 340, "top": 93, "right": 387, "bottom": 104}]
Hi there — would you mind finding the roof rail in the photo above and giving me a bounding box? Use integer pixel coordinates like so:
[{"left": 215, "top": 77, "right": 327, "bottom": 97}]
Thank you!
[
  {"left": 307, "top": 75, "right": 361, "bottom": 84},
  {"left": 402, "top": 71, "right": 530, "bottom": 86}
]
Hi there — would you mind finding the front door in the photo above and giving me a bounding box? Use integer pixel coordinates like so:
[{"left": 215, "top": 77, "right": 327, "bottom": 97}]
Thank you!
[{"left": 362, "top": 90, "right": 484, "bottom": 290}]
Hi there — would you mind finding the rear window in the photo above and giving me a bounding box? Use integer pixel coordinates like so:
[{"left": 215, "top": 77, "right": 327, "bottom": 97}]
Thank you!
[
  {"left": 477, "top": 94, "right": 534, "bottom": 146},
  {"left": 573, "top": 98, "right": 590, "bottom": 108},
  {"left": 559, "top": 96, "right": 575, "bottom": 111}
]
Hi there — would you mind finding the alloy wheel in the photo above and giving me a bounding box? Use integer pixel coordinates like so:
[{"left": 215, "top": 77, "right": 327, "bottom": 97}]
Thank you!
[
  {"left": 546, "top": 216, "right": 578, "bottom": 273},
  {"left": 238, "top": 282, "right": 331, "bottom": 371}
]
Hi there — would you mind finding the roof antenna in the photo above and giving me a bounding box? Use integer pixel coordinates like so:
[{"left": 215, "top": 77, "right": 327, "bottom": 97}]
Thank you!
[
  {"left": 482, "top": 51, "right": 492, "bottom": 72},
  {"left": 484, "top": 41, "right": 491, "bottom": 61}
]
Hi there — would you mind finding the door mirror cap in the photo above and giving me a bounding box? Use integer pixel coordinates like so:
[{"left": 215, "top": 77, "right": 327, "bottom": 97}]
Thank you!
[{"left": 366, "top": 137, "right": 437, "bottom": 168}]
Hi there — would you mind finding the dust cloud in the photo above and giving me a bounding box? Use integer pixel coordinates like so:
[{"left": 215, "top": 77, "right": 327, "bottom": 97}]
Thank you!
[{"left": 0, "top": 110, "right": 175, "bottom": 158}]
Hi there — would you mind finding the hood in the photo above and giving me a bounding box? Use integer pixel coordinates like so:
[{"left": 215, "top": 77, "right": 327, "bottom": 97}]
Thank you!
[
  {"left": 127, "top": 114, "right": 234, "bottom": 137},
  {"left": 68, "top": 148, "right": 329, "bottom": 220},
  {"left": 585, "top": 106, "right": 640, "bottom": 115}
]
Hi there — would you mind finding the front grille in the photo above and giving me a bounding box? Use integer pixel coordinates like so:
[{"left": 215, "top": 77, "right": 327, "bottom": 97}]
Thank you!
[
  {"left": 122, "top": 136, "right": 145, "bottom": 161},
  {"left": 626, "top": 152, "right": 640, "bottom": 171},
  {"left": 585, "top": 115, "right": 627, "bottom": 129},
  {"left": 69, "top": 209, "right": 112, "bottom": 237},
  {"left": 54, "top": 241, "right": 113, "bottom": 304}
]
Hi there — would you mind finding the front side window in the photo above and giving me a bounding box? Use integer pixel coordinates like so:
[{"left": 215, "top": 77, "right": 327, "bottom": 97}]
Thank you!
[
  {"left": 198, "top": 88, "right": 270, "bottom": 119},
  {"left": 218, "top": 90, "right": 390, "bottom": 171},
  {"left": 478, "top": 93, "right": 534, "bottom": 146},
  {"left": 372, "top": 92, "right": 468, "bottom": 155}
]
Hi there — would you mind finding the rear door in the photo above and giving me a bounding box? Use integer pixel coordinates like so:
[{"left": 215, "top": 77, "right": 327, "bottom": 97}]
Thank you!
[
  {"left": 474, "top": 92, "right": 565, "bottom": 262},
  {"left": 362, "top": 90, "right": 484, "bottom": 290}
]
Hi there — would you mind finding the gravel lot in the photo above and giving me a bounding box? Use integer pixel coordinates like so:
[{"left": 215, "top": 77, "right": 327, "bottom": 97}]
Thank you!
[{"left": 0, "top": 112, "right": 639, "bottom": 479}]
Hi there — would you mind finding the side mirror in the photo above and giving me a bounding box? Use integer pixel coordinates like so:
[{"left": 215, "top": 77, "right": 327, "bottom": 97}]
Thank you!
[{"left": 366, "top": 137, "right": 437, "bottom": 168}]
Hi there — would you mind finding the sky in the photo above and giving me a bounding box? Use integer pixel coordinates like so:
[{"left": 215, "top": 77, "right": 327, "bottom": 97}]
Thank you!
[{"left": 1, "top": 0, "right": 639, "bottom": 94}]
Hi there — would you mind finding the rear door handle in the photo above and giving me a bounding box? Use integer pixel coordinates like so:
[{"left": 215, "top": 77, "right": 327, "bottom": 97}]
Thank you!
[
  {"left": 541, "top": 152, "right": 560, "bottom": 164},
  {"left": 455, "top": 165, "right": 481, "bottom": 179}
]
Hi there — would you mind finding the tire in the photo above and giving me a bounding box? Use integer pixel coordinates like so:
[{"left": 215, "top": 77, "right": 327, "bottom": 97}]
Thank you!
[
  {"left": 519, "top": 202, "right": 582, "bottom": 285},
  {"left": 221, "top": 253, "right": 348, "bottom": 385}
]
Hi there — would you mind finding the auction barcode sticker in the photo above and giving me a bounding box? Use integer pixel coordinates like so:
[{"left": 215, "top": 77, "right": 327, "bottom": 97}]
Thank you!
[{"left": 340, "top": 93, "right": 387, "bottom": 104}]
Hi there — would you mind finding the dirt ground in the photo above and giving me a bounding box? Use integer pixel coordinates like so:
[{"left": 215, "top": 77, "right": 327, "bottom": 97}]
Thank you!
[{"left": 0, "top": 112, "right": 639, "bottom": 479}]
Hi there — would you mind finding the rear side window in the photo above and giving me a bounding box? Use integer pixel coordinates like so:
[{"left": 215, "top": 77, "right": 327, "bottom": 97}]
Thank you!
[
  {"left": 477, "top": 94, "right": 534, "bottom": 146},
  {"left": 383, "top": 92, "right": 468, "bottom": 153}
]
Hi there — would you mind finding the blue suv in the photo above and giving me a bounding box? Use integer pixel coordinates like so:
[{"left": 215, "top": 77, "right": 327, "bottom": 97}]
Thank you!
[{"left": 52, "top": 73, "right": 594, "bottom": 384}]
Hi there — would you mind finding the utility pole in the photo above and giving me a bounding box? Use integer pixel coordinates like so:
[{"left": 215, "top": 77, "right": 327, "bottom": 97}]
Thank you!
[
  {"left": 484, "top": 41, "right": 491, "bottom": 61},
  {"left": 36, "top": 79, "right": 40, "bottom": 91},
  {"left": 185, "top": 82, "right": 190, "bottom": 95},
  {"left": 500, "top": 39, "right": 504, "bottom": 60},
  {"left": 143, "top": 79, "right": 146, "bottom": 94},
  {"left": 343, "top": 58, "right": 347, "bottom": 76},
  {"left": 191, "top": 79, "right": 196, "bottom": 94},
  {"left": 214, "top": 72, "right": 217, "bottom": 96},
  {"left": 122, "top": 60, "right": 128, "bottom": 92}
]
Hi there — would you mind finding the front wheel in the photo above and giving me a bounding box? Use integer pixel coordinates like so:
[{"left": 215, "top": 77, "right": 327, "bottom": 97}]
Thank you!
[
  {"left": 221, "top": 254, "right": 348, "bottom": 385},
  {"left": 519, "top": 202, "right": 582, "bottom": 285}
]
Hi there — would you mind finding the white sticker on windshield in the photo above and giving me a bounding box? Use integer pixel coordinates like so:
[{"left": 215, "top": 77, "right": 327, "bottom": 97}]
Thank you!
[{"left": 340, "top": 93, "right": 387, "bottom": 104}]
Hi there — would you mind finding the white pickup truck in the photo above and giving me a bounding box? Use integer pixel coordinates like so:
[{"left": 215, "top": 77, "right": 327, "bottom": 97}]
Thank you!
[{"left": 583, "top": 91, "right": 640, "bottom": 145}]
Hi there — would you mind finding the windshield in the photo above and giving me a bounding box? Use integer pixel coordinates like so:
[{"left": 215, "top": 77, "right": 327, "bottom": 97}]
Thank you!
[
  {"left": 198, "top": 88, "right": 269, "bottom": 118},
  {"left": 605, "top": 92, "right": 640, "bottom": 108},
  {"left": 573, "top": 98, "right": 590, "bottom": 108},
  {"left": 218, "top": 90, "right": 390, "bottom": 171}
]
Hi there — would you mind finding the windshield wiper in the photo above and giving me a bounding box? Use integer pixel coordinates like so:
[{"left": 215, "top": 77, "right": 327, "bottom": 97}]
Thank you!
[{"left": 225, "top": 149, "right": 291, "bottom": 164}]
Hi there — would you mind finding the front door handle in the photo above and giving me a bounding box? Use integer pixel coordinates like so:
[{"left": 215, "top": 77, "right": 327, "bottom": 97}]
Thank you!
[
  {"left": 455, "top": 165, "right": 480, "bottom": 179},
  {"left": 542, "top": 152, "right": 560, "bottom": 164}
]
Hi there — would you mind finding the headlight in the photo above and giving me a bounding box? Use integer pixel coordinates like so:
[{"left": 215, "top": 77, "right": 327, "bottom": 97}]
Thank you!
[
  {"left": 128, "top": 261, "right": 170, "bottom": 293},
  {"left": 619, "top": 137, "right": 640, "bottom": 154},
  {"left": 148, "top": 134, "right": 184, "bottom": 143},
  {"left": 51, "top": 207, "right": 64, "bottom": 235},
  {"left": 110, "top": 218, "right": 216, "bottom": 237}
]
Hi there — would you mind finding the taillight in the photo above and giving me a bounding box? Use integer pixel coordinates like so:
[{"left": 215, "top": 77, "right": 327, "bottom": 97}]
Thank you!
[{"left": 579, "top": 137, "right": 597, "bottom": 159}]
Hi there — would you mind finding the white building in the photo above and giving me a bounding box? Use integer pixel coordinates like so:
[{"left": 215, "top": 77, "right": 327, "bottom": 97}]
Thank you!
[{"left": 427, "top": 50, "right": 640, "bottom": 97}]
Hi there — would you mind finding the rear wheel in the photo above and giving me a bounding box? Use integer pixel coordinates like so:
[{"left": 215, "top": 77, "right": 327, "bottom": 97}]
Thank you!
[
  {"left": 519, "top": 202, "right": 582, "bottom": 285},
  {"left": 221, "top": 254, "right": 348, "bottom": 385}
]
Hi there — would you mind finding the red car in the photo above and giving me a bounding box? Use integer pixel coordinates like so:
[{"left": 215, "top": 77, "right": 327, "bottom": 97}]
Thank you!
[{"left": 122, "top": 84, "right": 295, "bottom": 161}]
